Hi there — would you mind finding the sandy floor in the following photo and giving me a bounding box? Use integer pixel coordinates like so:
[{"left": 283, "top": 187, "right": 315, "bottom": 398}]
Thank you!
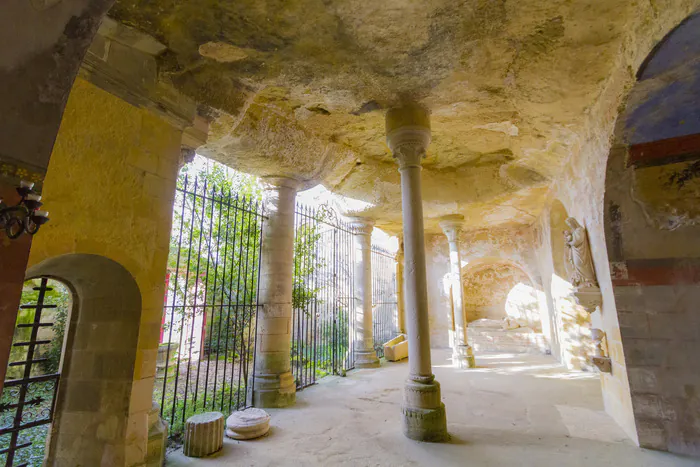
[{"left": 167, "top": 350, "right": 697, "bottom": 466}]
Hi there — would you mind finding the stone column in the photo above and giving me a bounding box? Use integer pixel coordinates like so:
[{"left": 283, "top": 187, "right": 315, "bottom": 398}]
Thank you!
[
  {"left": 386, "top": 105, "right": 447, "bottom": 442},
  {"left": 396, "top": 237, "right": 406, "bottom": 334},
  {"left": 396, "top": 238, "right": 407, "bottom": 334},
  {"left": 439, "top": 215, "right": 476, "bottom": 369},
  {"left": 349, "top": 217, "right": 380, "bottom": 368},
  {"left": 253, "top": 177, "right": 299, "bottom": 407}
]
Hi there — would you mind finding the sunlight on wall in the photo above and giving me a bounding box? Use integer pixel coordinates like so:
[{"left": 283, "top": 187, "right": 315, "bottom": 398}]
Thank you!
[
  {"left": 551, "top": 273, "right": 594, "bottom": 370},
  {"left": 504, "top": 282, "right": 541, "bottom": 326}
]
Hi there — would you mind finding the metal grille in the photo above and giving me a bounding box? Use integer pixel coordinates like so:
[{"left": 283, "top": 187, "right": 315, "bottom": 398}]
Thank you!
[
  {"left": 157, "top": 175, "right": 264, "bottom": 438},
  {"left": 292, "top": 204, "right": 356, "bottom": 389},
  {"left": 0, "top": 278, "right": 63, "bottom": 467},
  {"left": 371, "top": 246, "right": 399, "bottom": 358}
]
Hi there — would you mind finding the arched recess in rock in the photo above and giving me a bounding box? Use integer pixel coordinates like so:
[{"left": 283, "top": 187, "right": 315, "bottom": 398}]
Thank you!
[
  {"left": 26, "top": 254, "right": 141, "bottom": 467},
  {"left": 461, "top": 258, "right": 541, "bottom": 329},
  {"left": 603, "top": 11, "right": 700, "bottom": 457}
]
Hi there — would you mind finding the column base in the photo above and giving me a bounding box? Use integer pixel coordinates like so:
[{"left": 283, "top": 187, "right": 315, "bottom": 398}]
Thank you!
[
  {"left": 401, "top": 376, "right": 448, "bottom": 442},
  {"left": 453, "top": 345, "right": 476, "bottom": 369},
  {"left": 252, "top": 371, "right": 296, "bottom": 408},
  {"left": 355, "top": 349, "right": 380, "bottom": 368}
]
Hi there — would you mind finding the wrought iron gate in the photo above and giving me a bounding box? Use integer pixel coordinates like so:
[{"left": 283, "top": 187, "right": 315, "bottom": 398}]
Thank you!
[
  {"left": 371, "top": 246, "right": 399, "bottom": 358},
  {"left": 157, "top": 175, "right": 264, "bottom": 438},
  {"left": 292, "top": 204, "right": 356, "bottom": 389},
  {"left": 0, "top": 278, "right": 64, "bottom": 467}
]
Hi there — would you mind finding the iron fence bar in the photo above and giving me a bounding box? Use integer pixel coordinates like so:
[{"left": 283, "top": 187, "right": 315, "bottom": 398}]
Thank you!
[
  {"left": 237, "top": 197, "right": 255, "bottom": 408},
  {"left": 250, "top": 200, "right": 265, "bottom": 408},
  {"left": 181, "top": 178, "right": 209, "bottom": 424},
  {"left": 203, "top": 185, "right": 225, "bottom": 410},
  {"left": 161, "top": 174, "right": 188, "bottom": 421},
  {"left": 223, "top": 189, "right": 237, "bottom": 409},
  {"left": 226, "top": 194, "right": 243, "bottom": 414},
  {"left": 210, "top": 187, "right": 231, "bottom": 411},
  {"left": 228, "top": 194, "right": 248, "bottom": 413},
  {"left": 169, "top": 176, "right": 198, "bottom": 426},
  {"left": 193, "top": 182, "right": 217, "bottom": 411},
  {"left": 300, "top": 204, "right": 311, "bottom": 388},
  {"left": 1, "top": 278, "right": 61, "bottom": 467}
]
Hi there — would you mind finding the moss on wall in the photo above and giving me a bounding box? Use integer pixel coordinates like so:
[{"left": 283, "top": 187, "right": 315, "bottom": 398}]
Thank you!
[{"left": 27, "top": 77, "right": 182, "bottom": 466}]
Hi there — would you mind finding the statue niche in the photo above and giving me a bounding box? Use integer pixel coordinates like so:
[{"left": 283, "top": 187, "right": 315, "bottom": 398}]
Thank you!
[
  {"left": 563, "top": 217, "right": 602, "bottom": 313},
  {"left": 564, "top": 218, "right": 598, "bottom": 288}
]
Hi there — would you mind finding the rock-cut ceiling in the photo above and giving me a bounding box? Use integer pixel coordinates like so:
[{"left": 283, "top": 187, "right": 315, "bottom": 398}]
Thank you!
[{"left": 109, "top": 0, "right": 696, "bottom": 233}]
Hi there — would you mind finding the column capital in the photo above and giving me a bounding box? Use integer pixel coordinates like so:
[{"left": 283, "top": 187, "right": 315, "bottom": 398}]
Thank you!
[
  {"left": 439, "top": 214, "right": 465, "bottom": 243},
  {"left": 387, "top": 127, "right": 431, "bottom": 169},
  {"left": 347, "top": 217, "right": 375, "bottom": 236},
  {"left": 261, "top": 176, "right": 302, "bottom": 191},
  {"left": 386, "top": 105, "right": 431, "bottom": 170}
]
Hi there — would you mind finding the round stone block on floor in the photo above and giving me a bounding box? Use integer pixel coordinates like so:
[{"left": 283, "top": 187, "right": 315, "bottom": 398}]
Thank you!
[
  {"left": 226, "top": 408, "right": 271, "bottom": 440},
  {"left": 183, "top": 412, "right": 224, "bottom": 457}
]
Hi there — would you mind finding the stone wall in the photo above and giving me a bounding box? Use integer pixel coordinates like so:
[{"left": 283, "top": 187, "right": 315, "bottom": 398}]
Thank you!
[
  {"left": 531, "top": 201, "right": 595, "bottom": 372},
  {"left": 598, "top": 15, "right": 700, "bottom": 452},
  {"left": 27, "top": 77, "right": 183, "bottom": 465},
  {"left": 528, "top": 5, "right": 700, "bottom": 449},
  {"left": 0, "top": 0, "right": 113, "bottom": 395}
]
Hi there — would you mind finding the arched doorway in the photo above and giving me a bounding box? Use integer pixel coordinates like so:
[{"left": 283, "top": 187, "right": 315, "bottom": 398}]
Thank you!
[
  {"left": 18, "top": 254, "right": 142, "bottom": 466},
  {"left": 604, "top": 11, "right": 700, "bottom": 456}
]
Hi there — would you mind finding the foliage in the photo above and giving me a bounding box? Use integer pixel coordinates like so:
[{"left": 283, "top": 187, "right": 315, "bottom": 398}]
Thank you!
[
  {"left": 7, "top": 280, "right": 70, "bottom": 380},
  {"left": 292, "top": 216, "right": 325, "bottom": 312},
  {"left": 163, "top": 157, "right": 262, "bottom": 355}
]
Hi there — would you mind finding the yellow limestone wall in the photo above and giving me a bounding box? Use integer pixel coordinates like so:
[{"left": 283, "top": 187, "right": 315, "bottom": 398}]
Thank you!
[{"left": 28, "top": 78, "right": 182, "bottom": 465}]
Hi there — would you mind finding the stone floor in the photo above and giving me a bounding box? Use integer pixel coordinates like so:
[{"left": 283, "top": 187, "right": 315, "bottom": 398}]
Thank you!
[{"left": 167, "top": 350, "right": 697, "bottom": 466}]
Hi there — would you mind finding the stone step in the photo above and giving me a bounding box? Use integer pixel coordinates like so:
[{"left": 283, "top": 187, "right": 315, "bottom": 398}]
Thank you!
[{"left": 468, "top": 328, "right": 548, "bottom": 354}]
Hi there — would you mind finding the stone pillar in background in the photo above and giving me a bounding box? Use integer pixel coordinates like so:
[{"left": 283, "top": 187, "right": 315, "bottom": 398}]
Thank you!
[
  {"left": 349, "top": 217, "right": 380, "bottom": 368},
  {"left": 253, "top": 177, "right": 299, "bottom": 407},
  {"left": 396, "top": 237, "right": 407, "bottom": 334},
  {"left": 439, "top": 215, "right": 476, "bottom": 369},
  {"left": 386, "top": 105, "right": 448, "bottom": 442}
]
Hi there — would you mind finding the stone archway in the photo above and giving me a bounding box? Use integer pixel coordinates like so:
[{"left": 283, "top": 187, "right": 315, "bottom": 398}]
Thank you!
[
  {"left": 26, "top": 253, "right": 142, "bottom": 466},
  {"left": 604, "top": 11, "right": 700, "bottom": 457},
  {"left": 461, "top": 259, "right": 539, "bottom": 326},
  {"left": 461, "top": 258, "right": 548, "bottom": 354}
]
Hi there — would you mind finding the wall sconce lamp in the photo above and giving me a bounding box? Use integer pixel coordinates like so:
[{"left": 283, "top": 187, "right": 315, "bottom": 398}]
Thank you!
[{"left": 0, "top": 181, "right": 49, "bottom": 239}]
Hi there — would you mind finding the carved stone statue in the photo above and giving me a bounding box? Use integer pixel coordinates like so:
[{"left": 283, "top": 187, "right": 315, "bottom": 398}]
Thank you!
[{"left": 564, "top": 217, "right": 598, "bottom": 288}]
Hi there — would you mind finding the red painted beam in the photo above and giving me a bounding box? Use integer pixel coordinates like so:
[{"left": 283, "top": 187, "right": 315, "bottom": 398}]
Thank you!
[{"left": 628, "top": 133, "right": 700, "bottom": 168}]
